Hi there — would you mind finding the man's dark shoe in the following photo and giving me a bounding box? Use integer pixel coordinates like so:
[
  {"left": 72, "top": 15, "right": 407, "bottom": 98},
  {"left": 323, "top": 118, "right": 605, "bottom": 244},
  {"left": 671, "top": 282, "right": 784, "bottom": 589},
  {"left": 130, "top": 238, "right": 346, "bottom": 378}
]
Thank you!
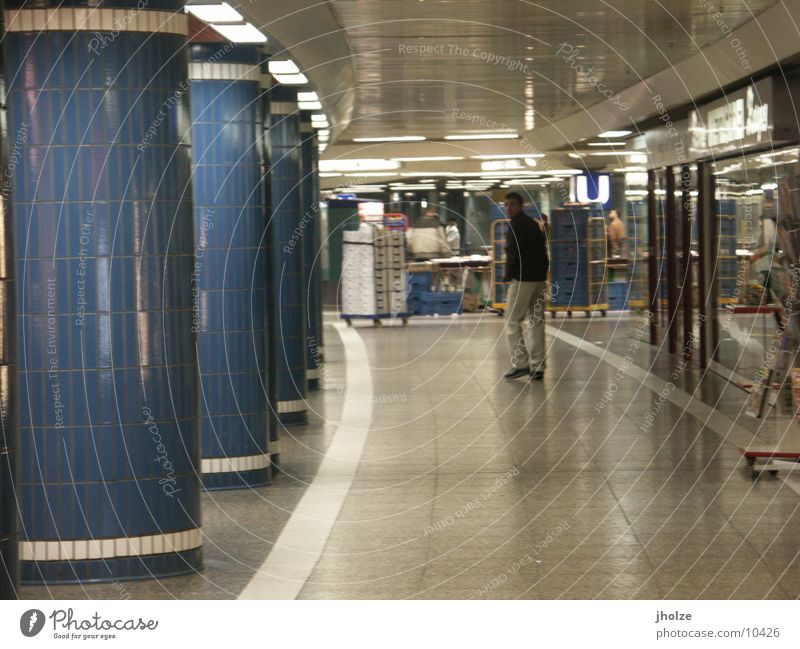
[
  {"left": 504, "top": 368, "right": 529, "bottom": 380},
  {"left": 530, "top": 370, "right": 545, "bottom": 380}
]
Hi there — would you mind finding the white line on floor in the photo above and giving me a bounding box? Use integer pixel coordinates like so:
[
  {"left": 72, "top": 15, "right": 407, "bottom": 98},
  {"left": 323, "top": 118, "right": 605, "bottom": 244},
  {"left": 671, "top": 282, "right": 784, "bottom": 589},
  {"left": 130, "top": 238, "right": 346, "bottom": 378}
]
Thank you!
[
  {"left": 238, "top": 323, "right": 373, "bottom": 599},
  {"left": 546, "top": 326, "right": 800, "bottom": 497}
]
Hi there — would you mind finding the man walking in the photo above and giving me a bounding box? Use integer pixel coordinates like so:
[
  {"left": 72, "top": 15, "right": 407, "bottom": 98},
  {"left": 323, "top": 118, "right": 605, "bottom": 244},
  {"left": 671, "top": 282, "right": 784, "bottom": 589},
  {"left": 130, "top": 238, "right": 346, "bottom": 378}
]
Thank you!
[{"left": 502, "top": 192, "right": 549, "bottom": 380}]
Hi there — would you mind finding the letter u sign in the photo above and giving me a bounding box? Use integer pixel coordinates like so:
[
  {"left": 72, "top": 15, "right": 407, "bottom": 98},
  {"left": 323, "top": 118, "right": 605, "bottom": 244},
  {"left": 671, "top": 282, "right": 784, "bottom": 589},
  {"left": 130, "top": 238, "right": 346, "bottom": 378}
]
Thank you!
[{"left": 574, "top": 174, "right": 611, "bottom": 205}]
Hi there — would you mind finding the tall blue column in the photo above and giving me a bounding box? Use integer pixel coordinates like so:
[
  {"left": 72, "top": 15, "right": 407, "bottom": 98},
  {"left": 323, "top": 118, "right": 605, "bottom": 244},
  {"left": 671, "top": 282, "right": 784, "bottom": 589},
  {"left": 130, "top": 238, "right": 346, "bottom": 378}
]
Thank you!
[
  {"left": 189, "top": 44, "right": 269, "bottom": 490},
  {"left": 299, "top": 111, "right": 321, "bottom": 391},
  {"left": 259, "top": 66, "right": 279, "bottom": 465},
  {"left": 5, "top": 1, "right": 202, "bottom": 583},
  {"left": 268, "top": 86, "right": 307, "bottom": 426},
  {"left": 0, "top": 9, "right": 19, "bottom": 599}
]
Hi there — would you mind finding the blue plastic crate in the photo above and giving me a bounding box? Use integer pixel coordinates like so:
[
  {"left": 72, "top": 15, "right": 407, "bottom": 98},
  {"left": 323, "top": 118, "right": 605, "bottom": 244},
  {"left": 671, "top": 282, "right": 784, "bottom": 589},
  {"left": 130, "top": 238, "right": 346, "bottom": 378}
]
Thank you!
[
  {"left": 409, "top": 272, "right": 433, "bottom": 290},
  {"left": 608, "top": 293, "right": 628, "bottom": 310},
  {"left": 551, "top": 220, "right": 588, "bottom": 241},
  {"left": 550, "top": 243, "right": 587, "bottom": 263},
  {"left": 716, "top": 258, "right": 738, "bottom": 276},
  {"left": 608, "top": 281, "right": 629, "bottom": 299}
]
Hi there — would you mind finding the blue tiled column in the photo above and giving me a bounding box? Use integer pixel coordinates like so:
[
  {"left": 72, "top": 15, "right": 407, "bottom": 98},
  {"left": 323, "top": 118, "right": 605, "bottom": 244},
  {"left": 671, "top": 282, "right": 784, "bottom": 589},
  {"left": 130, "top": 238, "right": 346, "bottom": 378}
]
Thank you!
[
  {"left": 0, "top": 10, "right": 19, "bottom": 599},
  {"left": 268, "top": 86, "right": 307, "bottom": 426},
  {"left": 259, "top": 68, "right": 280, "bottom": 464},
  {"left": 189, "top": 44, "right": 269, "bottom": 490},
  {"left": 5, "top": 1, "right": 202, "bottom": 583},
  {"left": 299, "top": 111, "right": 321, "bottom": 391}
]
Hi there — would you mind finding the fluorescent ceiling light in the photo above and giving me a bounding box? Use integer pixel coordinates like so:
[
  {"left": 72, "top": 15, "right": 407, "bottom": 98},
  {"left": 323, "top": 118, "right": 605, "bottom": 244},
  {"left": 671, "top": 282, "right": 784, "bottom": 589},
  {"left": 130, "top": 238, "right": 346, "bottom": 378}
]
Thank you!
[
  {"left": 353, "top": 136, "right": 426, "bottom": 142},
  {"left": 628, "top": 153, "right": 648, "bottom": 163},
  {"left": 392, "top": 185, "right": 436, "bottom": 190},
  {"left": 311, "top": 114, "right": 327, "bottom": 122},
  {"left": 444, "top": 133, "right": 518, "bottom": 140},
  {"left": 342, "top": 172, "right": 397, "bottom": 177},
  {"left": 482, "top": 160, "right": 523, "bottom": 171},
  {"left": 269, "top": 60, "right": 299, "bottom": 75},
  {"left": 471, "top": 154, "right": 543, "bottom": 160},
  {"left": 319, "top": 172, "right": 341, "bottom": 177},
  {"left": 589, "top": 151, "right": 631, "bottom": 156},
  {"left": 319, "top": 159, "right": 400, "bottom": 172},
  {"left": 393, "top": 156, "right": 464, "bottom": 162},
  {"left": 299, "top": 101, "right": 322, "bottom": 110},
  {"left": 211, "top": 22, "right": 266, "bottom": 43},
  {"left": 298, "top": 91, "right": 319, "bottom": 102},
  {"left": 186, "top": 3, "right": 242, "bottom": 23},
  {"left": 568, "top": 153, "right": 582, "bottom": 159},
  {"left": 273, "top": 74, "right": 308, "bottom": 85},
  {"left": 598, "top": 130, "right": 632, "bottom": 138},
  {"left": 588, "top": 141, "right": 626, "bottom": 146}
]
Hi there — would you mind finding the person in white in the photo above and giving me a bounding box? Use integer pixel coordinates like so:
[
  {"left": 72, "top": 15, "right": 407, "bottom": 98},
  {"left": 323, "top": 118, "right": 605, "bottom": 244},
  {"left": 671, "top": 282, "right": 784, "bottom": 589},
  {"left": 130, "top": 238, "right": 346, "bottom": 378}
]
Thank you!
[{"left": 445, "top": 217, "right": 461, "bottom": 255}]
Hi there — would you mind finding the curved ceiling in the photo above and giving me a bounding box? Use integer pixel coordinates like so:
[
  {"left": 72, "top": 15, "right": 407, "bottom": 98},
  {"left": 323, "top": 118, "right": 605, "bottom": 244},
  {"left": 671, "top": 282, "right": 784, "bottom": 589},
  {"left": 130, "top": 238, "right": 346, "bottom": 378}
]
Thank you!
[
  {"left": 237, "top": 0, "right": 357, "bottom": 140},
  {"left": 328, "top": 0, "right": 778, "bottom": 142}
]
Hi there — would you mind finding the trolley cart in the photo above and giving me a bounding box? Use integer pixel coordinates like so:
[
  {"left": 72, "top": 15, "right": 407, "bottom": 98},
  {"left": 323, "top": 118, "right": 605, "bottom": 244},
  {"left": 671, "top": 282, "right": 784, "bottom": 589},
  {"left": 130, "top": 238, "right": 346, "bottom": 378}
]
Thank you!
[
  {"left": 341, "top": 313, "right": 410, "bottom": 327},
  {"left": 738, "top": 447, "right": 800, "bottom": 481}
]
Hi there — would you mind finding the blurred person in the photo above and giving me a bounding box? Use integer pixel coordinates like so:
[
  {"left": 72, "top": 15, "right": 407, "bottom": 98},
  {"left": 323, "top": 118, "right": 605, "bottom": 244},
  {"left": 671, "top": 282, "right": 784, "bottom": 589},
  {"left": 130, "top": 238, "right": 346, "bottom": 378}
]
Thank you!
[
  {"left": 407, "top": 210, "right": 449, "bottom": 261},
  {"left": 607, "top": 209, "right": 626, "bottom": 257},
  {"left": 445, "top": 217, "right": 461, "bottom": 255},
  {"left": 503, "top": 192, "right": 550, "bottom": 380}
]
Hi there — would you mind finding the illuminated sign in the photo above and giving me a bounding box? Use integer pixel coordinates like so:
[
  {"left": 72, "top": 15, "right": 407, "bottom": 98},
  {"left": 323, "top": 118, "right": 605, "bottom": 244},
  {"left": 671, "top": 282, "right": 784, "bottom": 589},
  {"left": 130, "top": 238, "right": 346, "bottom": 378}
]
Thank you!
[{"left": 571, "top": 173, "right": 611, "bottom": 208}]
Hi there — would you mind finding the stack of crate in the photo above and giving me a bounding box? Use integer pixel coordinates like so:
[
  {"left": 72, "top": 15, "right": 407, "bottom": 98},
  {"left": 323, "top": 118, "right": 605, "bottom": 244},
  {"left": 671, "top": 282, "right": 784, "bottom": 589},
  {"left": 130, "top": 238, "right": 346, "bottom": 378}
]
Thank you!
[
  {"left": 374, "top": 228, "right": 407, "bottom": 314},
  {"left": 627, "top": 200, "right": 648, "bottom": 309},
  {"left": 548, "top": 208, "right": 608, "bottom": 312},
  {"left": 717, "top": 199, "right": 738, "bottom": 304},
  {"left": 341, "top": 226, "right": 377, "bottom": 315}
]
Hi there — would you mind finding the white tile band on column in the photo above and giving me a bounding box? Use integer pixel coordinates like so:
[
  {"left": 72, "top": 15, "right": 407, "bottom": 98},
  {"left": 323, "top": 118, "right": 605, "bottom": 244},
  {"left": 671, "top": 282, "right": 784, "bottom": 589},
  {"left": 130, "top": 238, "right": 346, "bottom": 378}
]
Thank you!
[
  {"left": 277, "top": 399, "right": 307, "bottom": 414},
  {"left": 201, "top": 453, "right": 271, "bottom": 474},
  {"left": 189, "top": 62, "right": 261, "bottom": 82},
  {"left": 19, "top": 528, "right": 202, "bottom": 562},
  {"left": 4, "top": 8, "right": 189, "bottom": 35},
  {"left": 239, "top": 323, "right": 373, "bottom": 599}
]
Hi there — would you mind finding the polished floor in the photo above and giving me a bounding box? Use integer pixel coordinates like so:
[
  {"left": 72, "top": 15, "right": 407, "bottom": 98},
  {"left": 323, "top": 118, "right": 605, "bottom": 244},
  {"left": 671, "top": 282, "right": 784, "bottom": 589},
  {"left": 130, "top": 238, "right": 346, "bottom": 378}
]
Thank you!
[{"left": 23, "top": 311, "right": 800, "bottom": 599}]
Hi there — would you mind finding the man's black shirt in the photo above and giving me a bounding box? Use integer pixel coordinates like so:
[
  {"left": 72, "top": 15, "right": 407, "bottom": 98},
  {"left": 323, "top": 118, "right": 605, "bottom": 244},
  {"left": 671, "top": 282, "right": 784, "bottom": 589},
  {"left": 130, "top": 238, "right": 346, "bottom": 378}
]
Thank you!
[{"left": 504, "top": 212, "right": 549, "bottom": 282}]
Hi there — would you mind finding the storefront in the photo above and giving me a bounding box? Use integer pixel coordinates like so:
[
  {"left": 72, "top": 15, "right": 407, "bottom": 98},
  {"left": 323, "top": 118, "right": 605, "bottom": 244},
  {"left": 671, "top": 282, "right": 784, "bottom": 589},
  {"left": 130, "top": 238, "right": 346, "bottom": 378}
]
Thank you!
[{"left": 632, "top": 72, "right": 800, "bottom": 380}]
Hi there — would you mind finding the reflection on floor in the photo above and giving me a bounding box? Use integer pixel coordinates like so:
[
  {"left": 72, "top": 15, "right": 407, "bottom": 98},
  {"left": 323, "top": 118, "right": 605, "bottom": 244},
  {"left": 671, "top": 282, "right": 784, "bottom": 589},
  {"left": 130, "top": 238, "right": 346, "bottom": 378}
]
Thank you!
[{"left": 22, "top": 312, "right": 800, "bottom": 600}]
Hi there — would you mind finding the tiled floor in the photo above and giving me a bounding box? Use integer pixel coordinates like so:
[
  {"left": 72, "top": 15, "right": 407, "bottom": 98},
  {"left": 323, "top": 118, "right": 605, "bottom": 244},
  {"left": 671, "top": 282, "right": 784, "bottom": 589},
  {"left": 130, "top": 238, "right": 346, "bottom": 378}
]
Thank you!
[{"left": 22, "top": 311, "right": 800, "bottom": 599}]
